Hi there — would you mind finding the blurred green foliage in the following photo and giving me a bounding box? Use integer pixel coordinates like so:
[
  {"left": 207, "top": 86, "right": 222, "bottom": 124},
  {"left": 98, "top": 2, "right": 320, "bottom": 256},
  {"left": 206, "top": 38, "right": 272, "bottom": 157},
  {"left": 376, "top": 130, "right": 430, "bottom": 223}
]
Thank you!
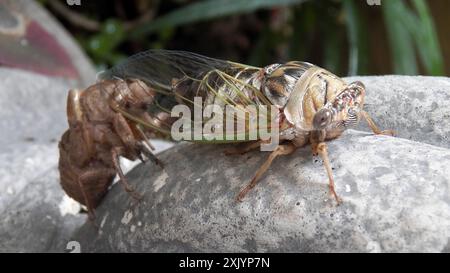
[
  {"left": 383, "top": 0, "right": 443, "bottom": 75},
  {"left": 44, "top": 0, "right": 445, "bottom": 76},
  {"left": 86, "top": 20, "right": 127, "bottom": 66}
]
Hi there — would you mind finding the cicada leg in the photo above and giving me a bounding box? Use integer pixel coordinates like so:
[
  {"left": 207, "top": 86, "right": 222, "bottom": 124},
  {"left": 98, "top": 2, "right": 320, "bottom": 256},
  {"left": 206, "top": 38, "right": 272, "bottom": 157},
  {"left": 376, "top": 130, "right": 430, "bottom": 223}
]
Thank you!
[
  {"left": 312, "top": 142, "right": 342, "bottom": 204},
  {"left": 77, "top": 167, "right": 117, "bottom": 221},
  {"left": 236, "top": 143, "right": 297, "bottom": 202},
  {"left": 136, "top": 126, "right": 164, "bottom": 168},
  {"left": 111, "top": 147, "right": 143, "bottom": 201},
  {"left": 136, "top": 142, "right": 165, "bottom": 168},
  {"left": 113, "top": 112, "right": 163, "bottom": 168},
  {"left": 361, "top": 111, "right": 395, "bottom": 136}
]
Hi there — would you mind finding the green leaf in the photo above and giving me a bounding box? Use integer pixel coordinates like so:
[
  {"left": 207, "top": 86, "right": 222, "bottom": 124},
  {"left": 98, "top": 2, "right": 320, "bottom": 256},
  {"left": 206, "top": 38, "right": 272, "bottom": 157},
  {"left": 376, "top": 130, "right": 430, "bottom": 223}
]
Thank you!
[
  {"left": 130, "top": 0, "right": 308, "bottom": 38},
  {"left": 323, "top": 23, "right": 341, "bottom": 75},
  {"left": 87, "top": 19, "right": 125, "bottom": 65},
  {"left": 382, "top": 0, "right": 444, "bottom": 76},
  {"left": 382, "top": 0, "right": 418, "bottom": 75},
  {"left": 342, "top": 0, "right": 368, "bottom": 76},
  {"left": 409, "top": 0, "right": 444, "bottom": 75},
  {"left": 289, "top": 4, "right": 315, "bottom": 63}
]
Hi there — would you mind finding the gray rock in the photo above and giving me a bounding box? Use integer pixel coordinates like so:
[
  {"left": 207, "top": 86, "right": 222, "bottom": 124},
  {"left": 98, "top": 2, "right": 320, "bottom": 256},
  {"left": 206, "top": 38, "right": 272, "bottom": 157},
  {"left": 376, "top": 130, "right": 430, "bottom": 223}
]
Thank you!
[
  {"left": 349, "top": 76, "right": 450, "bottom": 149},
  {"left": 0, "top": 68, "right": 86, "bottom": 252},
  {"left": 0, "top": 166, "right": 85, "bottom": 252},
  {"left": 72, "top": 76, "right": 450, "bottom": 253},
  {"left": 0, "top": 68, "right": 69, "bottom": 212}
]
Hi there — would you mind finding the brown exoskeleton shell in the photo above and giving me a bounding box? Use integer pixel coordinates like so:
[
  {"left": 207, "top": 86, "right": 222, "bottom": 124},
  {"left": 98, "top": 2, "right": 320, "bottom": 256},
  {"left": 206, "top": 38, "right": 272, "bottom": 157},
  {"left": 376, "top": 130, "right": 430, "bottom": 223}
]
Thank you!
[{"left": 58, "top": 79, "right": 163, "bottom": 219}]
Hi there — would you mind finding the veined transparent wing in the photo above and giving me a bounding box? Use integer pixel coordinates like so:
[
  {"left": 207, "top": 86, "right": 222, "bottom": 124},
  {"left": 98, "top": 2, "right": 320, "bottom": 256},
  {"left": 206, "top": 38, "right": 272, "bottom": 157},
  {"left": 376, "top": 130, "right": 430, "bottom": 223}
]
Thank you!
[
  {"left": 102, "top": 50, "right": 240, "bottom": 91},
  {"left": 101, "top": 50, "right": 275, "bottom": 142}
]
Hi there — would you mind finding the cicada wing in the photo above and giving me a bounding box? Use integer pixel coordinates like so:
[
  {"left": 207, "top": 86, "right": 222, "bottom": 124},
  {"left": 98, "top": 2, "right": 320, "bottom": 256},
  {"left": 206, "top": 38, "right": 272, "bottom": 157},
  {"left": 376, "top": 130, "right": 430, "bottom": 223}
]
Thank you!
[
  {"left": 100, "top": 49, "right": 273, "bottom": 143},
  {"left": 198, "top": 68, "right": 278, "bottom": 143},
  {"left": 101, "top": 50, "right": 234, "bottom": 92}
]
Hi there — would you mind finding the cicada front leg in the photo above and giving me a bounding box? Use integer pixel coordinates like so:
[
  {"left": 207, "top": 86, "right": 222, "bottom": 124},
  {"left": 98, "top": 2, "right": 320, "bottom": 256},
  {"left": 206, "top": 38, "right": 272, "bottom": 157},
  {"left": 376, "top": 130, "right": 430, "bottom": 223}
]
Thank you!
[
  {"left": 110, "top": 113, "right": 160, "bottom": 201},
  {"left": 236, "top": 143, "right": 297, "bottom": 202},
  {"left": 310, "top": 130, "right": 342, "bottom": 204},
  {"left": 136, "top": 142, "right": 165, "bottom": 168},
  {"left": 311, "top": 142, "right": 342, "bottom": 204},
  {"left": 111, "top": 147, "right": 143, "bottom": 201},
  {"left": 361, "top": 111, "right": 395, "bottom": 136},
  {"left": 135, "top": 125, "right": 164, "bottom": 168}
]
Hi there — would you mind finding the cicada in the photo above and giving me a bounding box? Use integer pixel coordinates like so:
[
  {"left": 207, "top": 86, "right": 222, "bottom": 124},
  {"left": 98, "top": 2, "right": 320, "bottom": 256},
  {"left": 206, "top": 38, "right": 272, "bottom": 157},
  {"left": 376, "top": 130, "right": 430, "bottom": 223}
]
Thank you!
[{"left": 58, "top": 50, "right": 393, "bottom": 218}]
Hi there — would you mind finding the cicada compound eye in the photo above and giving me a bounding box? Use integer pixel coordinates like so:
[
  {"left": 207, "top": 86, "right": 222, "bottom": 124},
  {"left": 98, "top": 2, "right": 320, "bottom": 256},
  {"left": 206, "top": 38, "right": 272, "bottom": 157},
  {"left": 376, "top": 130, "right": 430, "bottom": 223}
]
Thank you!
[{"left": 313, "top": 108, "right": 333, "bottom": 130}]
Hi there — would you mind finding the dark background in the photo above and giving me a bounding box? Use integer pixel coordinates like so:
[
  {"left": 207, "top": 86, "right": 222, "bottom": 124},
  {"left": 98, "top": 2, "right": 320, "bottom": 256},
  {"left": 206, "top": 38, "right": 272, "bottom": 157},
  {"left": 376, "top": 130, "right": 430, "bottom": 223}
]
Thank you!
[{"left": 42, "top": 0, "right": 450, "bottom": 76}]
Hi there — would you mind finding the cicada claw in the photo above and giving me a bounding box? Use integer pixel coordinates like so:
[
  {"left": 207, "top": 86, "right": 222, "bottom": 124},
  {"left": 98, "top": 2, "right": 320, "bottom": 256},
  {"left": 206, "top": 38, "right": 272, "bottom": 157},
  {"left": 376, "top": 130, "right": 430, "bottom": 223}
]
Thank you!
[
  {"left": 379, "top": 129, "right": 396, "bottom": 137},
  {"left": 361, "top": 111, "right": 395, "bottom": 137},
  {"left": 137, "top": 142, "right": 165, "bottom": 169},
  {"left": 127, "top": 189, "right": 143, "bottom": 201}
]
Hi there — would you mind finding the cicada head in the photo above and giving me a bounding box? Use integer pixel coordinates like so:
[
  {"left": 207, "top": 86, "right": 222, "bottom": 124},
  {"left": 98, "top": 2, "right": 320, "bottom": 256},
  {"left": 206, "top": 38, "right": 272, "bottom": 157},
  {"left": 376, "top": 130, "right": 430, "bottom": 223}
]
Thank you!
[{"left": 313, "top": 81, "right": 366, "bottom": 130}]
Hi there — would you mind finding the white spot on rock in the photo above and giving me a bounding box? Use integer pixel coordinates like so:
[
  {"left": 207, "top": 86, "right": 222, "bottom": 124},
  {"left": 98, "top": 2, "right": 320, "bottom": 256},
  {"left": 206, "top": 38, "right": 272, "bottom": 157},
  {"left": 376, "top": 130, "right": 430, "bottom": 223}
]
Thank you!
[
  {"left": 6, "top": 187, "right": 14, "bottom": 195},
  {"left": 366, "top": 241, "right": 381, "bottom": 253},
  {"left": 121, "top": 210, "right": 133, "bottom": 225},
  {"left": 100, "top": 213, "right": 109, "bottom": 229},
  {"left": 58, "top": 195, "right": 81, "bottom": 216},
  {"left": 153, "top": 171, "right": 169, "bottom": 192},
  {"left": 130, "top": 225, "right": 136, "bottom": 232},
  {"left": 345, "top": 184, "right": 351, "bottom": 193},
  {"left": 196, "top": 178, "right": 201, "bottom": 182}
]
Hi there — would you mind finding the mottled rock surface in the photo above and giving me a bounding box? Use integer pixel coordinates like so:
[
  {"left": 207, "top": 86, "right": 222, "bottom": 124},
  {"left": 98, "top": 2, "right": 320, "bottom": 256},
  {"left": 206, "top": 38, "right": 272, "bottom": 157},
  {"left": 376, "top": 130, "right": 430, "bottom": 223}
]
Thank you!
[
  {"left": 0, "top": 68, "right": 85, "bottom": 252},
  {"left": 347, "top": 76, "right": 450, "bottom": 149},
  {"left": 72, "top": 76, "right": 450, "bottom": 253}
]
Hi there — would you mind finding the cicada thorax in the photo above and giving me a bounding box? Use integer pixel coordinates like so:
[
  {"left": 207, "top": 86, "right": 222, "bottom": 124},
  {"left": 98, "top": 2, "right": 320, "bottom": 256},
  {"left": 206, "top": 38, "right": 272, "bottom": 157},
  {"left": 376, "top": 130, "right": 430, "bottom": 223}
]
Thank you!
[
  {"left": 260, "top": 61, "right": 314, "bottom": 108},
  {"left": 277, "top": 64, "right": 349, "bottom": 131}
]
